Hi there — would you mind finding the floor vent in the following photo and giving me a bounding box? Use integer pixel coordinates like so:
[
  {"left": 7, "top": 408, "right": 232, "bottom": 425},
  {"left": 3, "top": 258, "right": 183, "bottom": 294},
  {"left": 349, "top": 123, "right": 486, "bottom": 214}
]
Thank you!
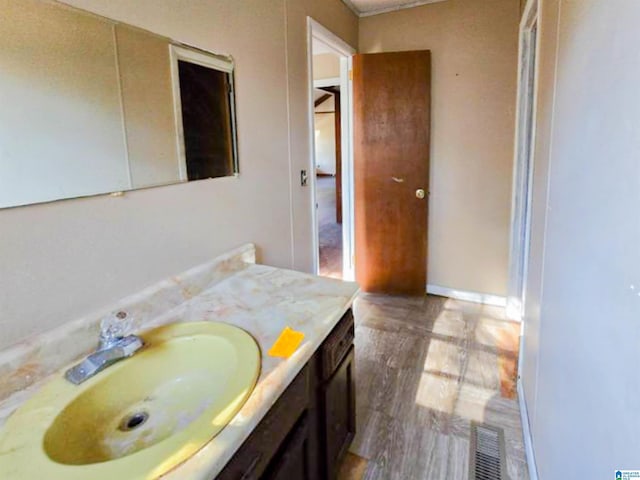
[{"left": 469, "top": 422, "right": 507, "bottom": 480}]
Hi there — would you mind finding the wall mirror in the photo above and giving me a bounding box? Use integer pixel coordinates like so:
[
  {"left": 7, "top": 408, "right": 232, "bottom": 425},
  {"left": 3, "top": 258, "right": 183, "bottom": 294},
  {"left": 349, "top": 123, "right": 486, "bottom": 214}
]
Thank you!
[{"left": 0, "top": 0, "right": 239, "bottom": 209}]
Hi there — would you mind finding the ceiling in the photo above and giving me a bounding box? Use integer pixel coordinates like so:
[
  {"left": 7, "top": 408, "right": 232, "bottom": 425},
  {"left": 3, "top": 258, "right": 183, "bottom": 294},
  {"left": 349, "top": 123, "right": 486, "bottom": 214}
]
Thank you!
[{"left": 341, "top": 0, "right": 447, "bottom": 17}]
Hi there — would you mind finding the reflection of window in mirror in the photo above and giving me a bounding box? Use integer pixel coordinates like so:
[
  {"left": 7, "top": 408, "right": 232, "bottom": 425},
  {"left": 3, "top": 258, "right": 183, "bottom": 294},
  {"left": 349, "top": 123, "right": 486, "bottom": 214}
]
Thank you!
[{"left": 171, "top": 46, "right": 239, "bottom": 181}]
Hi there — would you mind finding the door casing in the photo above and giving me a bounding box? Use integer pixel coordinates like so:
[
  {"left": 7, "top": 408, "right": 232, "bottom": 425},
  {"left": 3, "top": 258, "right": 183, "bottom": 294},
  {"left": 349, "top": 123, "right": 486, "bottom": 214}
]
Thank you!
[{"left": 306, "top": 18, "right": 356, "bottom": 281}]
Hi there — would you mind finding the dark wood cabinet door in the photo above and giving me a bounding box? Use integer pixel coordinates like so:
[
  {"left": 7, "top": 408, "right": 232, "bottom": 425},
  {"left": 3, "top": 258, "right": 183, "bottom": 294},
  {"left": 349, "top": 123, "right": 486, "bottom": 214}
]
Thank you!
[
  {"left": 263, "top": 414, "right": 312, "bottom": 480},
  {"left": 321, "top": 348, "right": 356, "bottom": 479}
]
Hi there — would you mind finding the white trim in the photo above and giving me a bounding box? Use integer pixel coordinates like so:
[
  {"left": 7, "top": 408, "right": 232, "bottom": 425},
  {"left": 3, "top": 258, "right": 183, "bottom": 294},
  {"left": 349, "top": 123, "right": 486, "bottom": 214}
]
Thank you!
[
  {"left": 513, "top": 6, "right": 542, "bottom": 479},
  {"left": 168, "top": 46, "right": 188, "bottom": 181},
  {"left": 518, "top": 379, "right": 539, "bottom": 480},
  {"left": 426, "top": 284, "right": 508, "bottom": 308},
  {"left": 308, "top": 18, "right": 355, "bottom": 57},
  {"left": 313, "top": 77, "right": 341, "bottom": 88},
  {"left": 306, "top": 21, "right": 320, "bottom": 276},
  {"left": 342, "top": 55, "right": 355, "bottom": 281},
  {"left": 507, "top": 0, "right": 540, "bottom": 321},
  {"left": 307, "top": 17, "right": 356, "bottom": 281},
  {"left": 170, "top": 44, "right": 233, "bottom": 73},
  {"left": 341, "top": 0, "right": 447, "bottom": 17}
]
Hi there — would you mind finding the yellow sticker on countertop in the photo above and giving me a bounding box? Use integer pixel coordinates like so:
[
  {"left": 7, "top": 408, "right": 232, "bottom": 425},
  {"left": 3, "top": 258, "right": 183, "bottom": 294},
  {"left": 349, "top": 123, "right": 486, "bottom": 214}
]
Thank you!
[{"left": 268, "top": 327, "right": 305, "bottom": 358}]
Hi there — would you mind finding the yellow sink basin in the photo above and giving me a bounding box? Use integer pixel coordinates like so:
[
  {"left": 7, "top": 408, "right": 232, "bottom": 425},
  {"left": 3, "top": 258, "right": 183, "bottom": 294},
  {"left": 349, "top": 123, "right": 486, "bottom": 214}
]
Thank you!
[{"left": 0, "top": 321, "right": 261, "bottom": 479}]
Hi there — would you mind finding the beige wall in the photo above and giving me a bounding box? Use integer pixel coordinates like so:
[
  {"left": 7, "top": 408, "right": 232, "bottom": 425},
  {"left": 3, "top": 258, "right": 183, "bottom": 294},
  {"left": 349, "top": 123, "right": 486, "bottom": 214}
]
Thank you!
[
  {"left": 312, "top": 52, "right": 341, "bottom": 80},
  {"left": 359, "top": 0, "right": 520, "bottom": 296},
  {"left": 0, "top": 0, "right": 357, "bottom": 350}
]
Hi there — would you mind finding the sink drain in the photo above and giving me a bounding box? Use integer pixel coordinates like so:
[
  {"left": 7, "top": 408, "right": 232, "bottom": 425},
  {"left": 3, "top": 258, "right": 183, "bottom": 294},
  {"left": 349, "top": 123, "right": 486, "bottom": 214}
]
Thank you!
[{"left": 118, "top": 411, "right": 149, "bottom": 432}]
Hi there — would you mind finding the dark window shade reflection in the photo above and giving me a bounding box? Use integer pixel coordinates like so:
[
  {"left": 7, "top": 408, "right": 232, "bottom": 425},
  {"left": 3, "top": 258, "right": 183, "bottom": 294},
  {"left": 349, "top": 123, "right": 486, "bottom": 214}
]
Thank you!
[{"left": 178, "top": 60, "right": 235, "bottom": 180}]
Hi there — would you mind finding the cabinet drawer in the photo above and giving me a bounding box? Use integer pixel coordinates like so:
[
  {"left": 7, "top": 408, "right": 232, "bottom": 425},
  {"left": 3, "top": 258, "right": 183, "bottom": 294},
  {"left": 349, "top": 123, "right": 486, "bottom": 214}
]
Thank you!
[
  {"left": 320, "top": 309, "right": 354, "bottom": 381},
  {"left": 217, "top": 365, "right": 309, "bottom": 480}
]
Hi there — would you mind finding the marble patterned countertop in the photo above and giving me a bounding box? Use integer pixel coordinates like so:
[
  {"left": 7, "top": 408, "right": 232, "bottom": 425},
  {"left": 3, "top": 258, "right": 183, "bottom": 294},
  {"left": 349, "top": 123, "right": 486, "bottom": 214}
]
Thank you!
[{"left": 0, "top": 244, "right": 359, "bottom": 479}]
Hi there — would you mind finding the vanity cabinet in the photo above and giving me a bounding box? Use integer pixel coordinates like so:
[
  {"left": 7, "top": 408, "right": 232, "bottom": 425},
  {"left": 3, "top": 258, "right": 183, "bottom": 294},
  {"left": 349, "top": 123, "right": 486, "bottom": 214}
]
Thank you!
[{"left": 217, "top": 308, "right": 355, "bottom": 480}]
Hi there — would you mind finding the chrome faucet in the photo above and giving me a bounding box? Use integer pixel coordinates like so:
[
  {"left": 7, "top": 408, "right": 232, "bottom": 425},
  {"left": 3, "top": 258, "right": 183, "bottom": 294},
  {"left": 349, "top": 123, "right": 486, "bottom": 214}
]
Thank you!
[{"left": 64, "top": 311, "right": 144, "bottom": 385}]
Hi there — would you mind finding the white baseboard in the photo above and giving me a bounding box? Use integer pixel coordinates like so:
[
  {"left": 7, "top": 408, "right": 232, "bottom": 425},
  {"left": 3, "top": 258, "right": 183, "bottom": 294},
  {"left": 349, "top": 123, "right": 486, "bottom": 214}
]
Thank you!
[
  {"left": 517, "top": 379, "right": 539, "bottom": 480},
  {"left": 426, "top": 284, "right": 507, "bottom": 307}
]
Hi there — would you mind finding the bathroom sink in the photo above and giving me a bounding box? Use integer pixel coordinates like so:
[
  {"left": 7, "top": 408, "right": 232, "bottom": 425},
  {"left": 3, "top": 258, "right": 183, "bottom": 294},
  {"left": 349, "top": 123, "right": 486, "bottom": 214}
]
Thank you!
[{"left": 0, "top": 321, "right": 261, "bottom": 479}]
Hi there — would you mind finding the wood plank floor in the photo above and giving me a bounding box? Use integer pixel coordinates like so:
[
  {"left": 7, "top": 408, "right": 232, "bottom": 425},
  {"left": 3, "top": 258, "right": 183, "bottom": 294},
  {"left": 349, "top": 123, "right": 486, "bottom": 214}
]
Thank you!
[{"left": 345, "top": 293, "right": 529, "bottom": 480}]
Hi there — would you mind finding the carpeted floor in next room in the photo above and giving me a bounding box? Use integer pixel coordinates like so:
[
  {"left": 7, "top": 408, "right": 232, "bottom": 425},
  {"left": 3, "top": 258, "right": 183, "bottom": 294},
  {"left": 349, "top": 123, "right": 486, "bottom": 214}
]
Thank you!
[{"left": 317, "top": 175, "right": 343, "bottom": 279}]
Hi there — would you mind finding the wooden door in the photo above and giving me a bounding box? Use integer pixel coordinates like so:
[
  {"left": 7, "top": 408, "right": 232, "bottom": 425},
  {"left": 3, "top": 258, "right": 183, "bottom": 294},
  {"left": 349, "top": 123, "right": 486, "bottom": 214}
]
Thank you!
[{"left": 353, "top": 51, "right": 431, "bottom": 294}]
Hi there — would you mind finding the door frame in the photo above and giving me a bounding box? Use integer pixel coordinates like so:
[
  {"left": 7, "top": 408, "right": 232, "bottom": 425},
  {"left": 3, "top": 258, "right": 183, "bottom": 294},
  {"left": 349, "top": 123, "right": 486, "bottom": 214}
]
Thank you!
[
  {"left": 507, "top": 0, "right": 540, "bottom": 320},
  {"left": 306, "top": 17, "right": 356, "bottom": 280}
]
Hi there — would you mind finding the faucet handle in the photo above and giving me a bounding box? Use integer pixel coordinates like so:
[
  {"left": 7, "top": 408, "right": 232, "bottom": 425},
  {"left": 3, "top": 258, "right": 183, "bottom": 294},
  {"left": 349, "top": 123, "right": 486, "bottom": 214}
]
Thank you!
[{"left": 99, "top": 311, "right": 132, "bottom": 348}]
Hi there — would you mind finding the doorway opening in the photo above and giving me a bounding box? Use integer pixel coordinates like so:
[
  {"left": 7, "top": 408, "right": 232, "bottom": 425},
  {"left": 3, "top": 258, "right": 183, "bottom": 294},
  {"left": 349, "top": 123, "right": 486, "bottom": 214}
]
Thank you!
[
  {"left": 307, "top": 18, "right": 355, "bottom": 281},
  {"left": 314, "top": 71, "right": 342, "bottom": 279}
]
